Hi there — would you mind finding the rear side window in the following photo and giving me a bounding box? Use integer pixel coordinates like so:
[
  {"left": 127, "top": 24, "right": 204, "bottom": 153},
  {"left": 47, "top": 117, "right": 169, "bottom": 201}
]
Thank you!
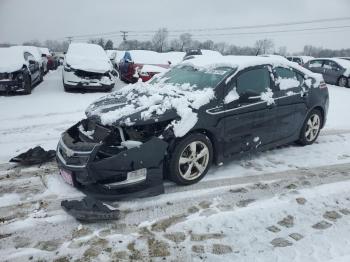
[
  {"left": 323, "top": 60, "right": 341, "bottom": 71},
  {"left": 308, "top": 60, "right": 323, "bottom": 68},
  {"left": 275, "top": 67, "right": 303, "bottom": 91},
  {"left": 236, "top": 68, "right": 270, "bottom": 95}
]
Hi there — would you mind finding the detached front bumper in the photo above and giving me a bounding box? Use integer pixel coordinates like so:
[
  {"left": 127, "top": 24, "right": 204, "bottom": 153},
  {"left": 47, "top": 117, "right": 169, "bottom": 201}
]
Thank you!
[{"left": 56, "top": 122, "right": 168, "bottom": 200}]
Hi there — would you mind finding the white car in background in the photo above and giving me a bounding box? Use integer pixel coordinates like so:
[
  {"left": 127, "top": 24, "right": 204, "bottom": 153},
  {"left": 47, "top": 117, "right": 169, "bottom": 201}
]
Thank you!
[
  {"left": 62, "top": 43, "right": 117, "bottom": 92},
  {"left": 287, "top": 56, "right": 314, "bottom": 65},
  {"left": 10, "top": 45, "right": 47, "bottom": 75}
]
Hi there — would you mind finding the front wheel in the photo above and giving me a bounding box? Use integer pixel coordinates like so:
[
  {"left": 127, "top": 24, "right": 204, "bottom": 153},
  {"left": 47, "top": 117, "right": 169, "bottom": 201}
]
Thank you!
[
  {"left": 297, "top": 109, "right": 323, "bottom": 146},
  {"left": 168, "top": 133, "right": 213, "bottom": 185}
]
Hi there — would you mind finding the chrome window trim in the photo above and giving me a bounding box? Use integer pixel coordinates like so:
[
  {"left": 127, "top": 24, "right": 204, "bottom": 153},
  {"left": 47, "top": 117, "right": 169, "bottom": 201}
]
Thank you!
[{"left": 206, "top": 92, "right": 302, "bottom": 115}]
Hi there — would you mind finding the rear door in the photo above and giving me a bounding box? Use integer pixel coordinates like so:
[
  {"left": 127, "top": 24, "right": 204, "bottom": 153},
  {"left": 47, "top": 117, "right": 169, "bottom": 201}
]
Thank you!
[
  {"left": 322, "top": 60, "right": 343, "bottom": 85},
  {"left": 222, "top": 66, "right": 276, "bottom": 157},
  {"left": 272, "top": 66, "right": 308, "bottom": 141}
]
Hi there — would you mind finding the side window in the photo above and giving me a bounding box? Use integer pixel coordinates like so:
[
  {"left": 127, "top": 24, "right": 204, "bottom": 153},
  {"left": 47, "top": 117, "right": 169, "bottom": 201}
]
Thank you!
[
  {"left": 24, "top": 52, "right": 30, "bottom": 61},
  {"left": 275, "top": 67, "right": 303, "bottom": 91},
  {"left": 323, "top": 60, "right": 340, "bottom": 71},
  {"left": 236, "top": 68, "right": 270, "bottom": 96},
  {"left": 309, "top": 60, "right": 323, "bottom": 68}
]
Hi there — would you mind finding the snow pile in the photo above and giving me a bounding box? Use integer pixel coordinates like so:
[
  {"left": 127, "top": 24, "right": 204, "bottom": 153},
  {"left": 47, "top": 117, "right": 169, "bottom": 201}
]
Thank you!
[
  {"left": 260, "top": 88, "right": 274, "bottom": 105},
  {"left": 0, "top": 48, "right": 27, "bottom": 73},
  {"left": 65, "top": 43, "right": 113, "bottom": 73},
  {"left": 86, "top": 81, "right": 215, "bottom": 137}
]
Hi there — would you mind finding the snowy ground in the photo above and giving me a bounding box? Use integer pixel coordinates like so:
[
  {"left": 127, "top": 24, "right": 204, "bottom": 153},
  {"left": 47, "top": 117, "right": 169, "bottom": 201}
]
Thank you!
[{"left": 1, "top": 68, "right": 350, "bottom": 261}]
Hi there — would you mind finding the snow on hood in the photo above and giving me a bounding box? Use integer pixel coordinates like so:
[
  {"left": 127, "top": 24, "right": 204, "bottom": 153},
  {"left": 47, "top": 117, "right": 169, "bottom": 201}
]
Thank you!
[
  {"left": 65, "top": 43, "right": 112, "bottom": 73},
  {"left": 86, "top": 81, "right": 215, "bottom": 137},
  {"left": 0, "top": 48, "right": 27, "bottom": 73}
]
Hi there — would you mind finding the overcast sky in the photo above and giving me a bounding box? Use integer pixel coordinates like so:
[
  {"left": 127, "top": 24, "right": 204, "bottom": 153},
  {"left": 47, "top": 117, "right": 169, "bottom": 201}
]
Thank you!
[{"left": 1, "top": 0, "right": 350, "bottom": 52}]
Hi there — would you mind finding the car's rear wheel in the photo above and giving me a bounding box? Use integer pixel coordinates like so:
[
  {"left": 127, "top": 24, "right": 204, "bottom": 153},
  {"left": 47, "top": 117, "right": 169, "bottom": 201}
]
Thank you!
[
  {"left": 297, "top": 109, "right": 322, "bottom": 146},
  {"left": 338, "top": 76, "right": 348, "bottom": 87},
  {"left": 168, "top": 133, "right": 213, "bottom": 185}
]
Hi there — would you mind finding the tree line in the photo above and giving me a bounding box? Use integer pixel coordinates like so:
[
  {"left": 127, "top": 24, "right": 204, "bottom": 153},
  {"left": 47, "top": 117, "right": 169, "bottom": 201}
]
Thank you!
[{"left": 1, "top": 27, "right": 350, "bottom": 57}]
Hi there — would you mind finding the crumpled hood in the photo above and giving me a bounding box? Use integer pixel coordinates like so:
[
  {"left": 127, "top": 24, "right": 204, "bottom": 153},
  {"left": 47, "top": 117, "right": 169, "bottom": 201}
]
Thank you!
[
  {"left": 85, "top": 81, "right": 215, "bottom": 137},
  {"left": 86, "top": 93, "right": 179, "bottom": 126}
]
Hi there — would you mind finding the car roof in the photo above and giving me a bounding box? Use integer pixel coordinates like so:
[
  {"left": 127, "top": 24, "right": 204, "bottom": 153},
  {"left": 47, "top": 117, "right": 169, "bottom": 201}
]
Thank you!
[{"left": 309, "top": 57, "right": 350, "bottom": 68}]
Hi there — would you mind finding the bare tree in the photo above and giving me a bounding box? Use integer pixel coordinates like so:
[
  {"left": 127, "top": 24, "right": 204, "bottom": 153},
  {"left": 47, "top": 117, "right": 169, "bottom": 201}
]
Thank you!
[
  {"left": 278, "top": 46, "right": 287, "bottom": 56},
  {"left": 104, "top": 40, "right": 114, "bottom": 50},
  {"left": 179, "top": 33, "right": 192, "bottom": 51},
  {"left": 255, "top": 39, "right": 274, "bottom": 55},
  {"left": 169, "top": 39, "right": 181, "bottom": 51},
  {"left": 152, "top": 28, "right": 168, "bottom": 52}
]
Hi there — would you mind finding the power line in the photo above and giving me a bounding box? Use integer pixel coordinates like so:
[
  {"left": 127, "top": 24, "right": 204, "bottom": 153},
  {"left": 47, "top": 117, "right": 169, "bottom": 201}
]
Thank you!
[{"left": 58, "top": 16, "right": 350, "bottom": 41}]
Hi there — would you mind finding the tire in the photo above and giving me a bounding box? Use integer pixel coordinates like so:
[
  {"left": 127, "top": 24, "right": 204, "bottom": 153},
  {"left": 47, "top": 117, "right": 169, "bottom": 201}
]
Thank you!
[
  {"left": 168, "top": 133, "right": 213, "bottom": 185},
  {"left": 64, "top": 84, "right": 71, "bottom": 92},
  {"left": 297, "top": 109, "right": 323, "bottom": 146},
  {"left": 23, "top": 72, "right": 32, "bottom": 95},
  {"left": 337, "top": 76, "right": 348, "bottom": 88},
  {"left": 39, "top": 69, "right": 44, "bottom": 83}
]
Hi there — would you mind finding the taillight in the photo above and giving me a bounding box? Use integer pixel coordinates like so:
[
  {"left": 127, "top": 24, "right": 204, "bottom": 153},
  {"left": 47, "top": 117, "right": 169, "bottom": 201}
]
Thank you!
[{"left": 319, "top": 81, "right": 327, "bottom": 89}]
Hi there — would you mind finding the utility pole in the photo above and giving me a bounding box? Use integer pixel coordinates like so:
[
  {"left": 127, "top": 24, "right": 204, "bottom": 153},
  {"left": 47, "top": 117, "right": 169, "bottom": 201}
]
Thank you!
[
  {"left": 66, "top": 36, "right": 73, "bottom": 43},
  {"left": 120, "top": 31, "right": 128, "bottom": 41}
]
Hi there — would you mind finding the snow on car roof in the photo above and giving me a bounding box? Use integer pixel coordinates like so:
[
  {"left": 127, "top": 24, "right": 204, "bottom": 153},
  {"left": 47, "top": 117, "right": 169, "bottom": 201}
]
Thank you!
[
  {"left": 65, "top": 43, "right": 112, "bottom": 73},
  {"left": 10, "top": 45, "right": 42, "bottom": 61},
  {"left": 0, "top": 47, "right": 27, "bottom": 73},
  {"left": 126, "top": 50, "right": 185, "bottom": 65},
  {"left": 40, "top": 47, "right": 51, "bottom": 56},
  {"left": 182, "top": 55, "right": 324, "bottom": 85},
  {"left": 106, "top": 50, "right": 117, "bottom": 59},
  {"left": 140, "top": 64, "right": 168, "bottom": 73}
]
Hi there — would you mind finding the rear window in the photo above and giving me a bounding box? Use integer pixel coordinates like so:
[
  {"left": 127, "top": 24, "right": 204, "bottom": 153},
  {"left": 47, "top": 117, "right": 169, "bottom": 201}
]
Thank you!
[{"left": 309, "top": 60, "right": 323, "bottom": 68}]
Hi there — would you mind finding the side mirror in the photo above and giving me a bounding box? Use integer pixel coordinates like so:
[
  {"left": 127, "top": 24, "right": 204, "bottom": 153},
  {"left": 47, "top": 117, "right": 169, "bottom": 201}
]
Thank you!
[{"left": 41, "top": 54, "right": 47, "bottom": 57}]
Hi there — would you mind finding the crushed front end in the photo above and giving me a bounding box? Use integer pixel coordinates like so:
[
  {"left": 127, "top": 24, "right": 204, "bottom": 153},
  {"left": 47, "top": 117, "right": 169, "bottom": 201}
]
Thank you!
[{"left": 56, "top": 119, "right": 169, "bottom": 200}]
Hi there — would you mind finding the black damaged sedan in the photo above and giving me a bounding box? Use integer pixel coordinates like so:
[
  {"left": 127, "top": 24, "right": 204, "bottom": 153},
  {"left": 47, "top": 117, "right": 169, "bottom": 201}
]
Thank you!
[{"left": 56, "top": 56, "right": 329, "bottom": 200}]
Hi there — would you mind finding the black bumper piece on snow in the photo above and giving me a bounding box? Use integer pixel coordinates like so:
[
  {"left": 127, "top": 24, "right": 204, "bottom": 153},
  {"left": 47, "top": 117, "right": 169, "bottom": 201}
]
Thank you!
[{"left": 56, "top": 122, "right": 168, "bottom": 200}]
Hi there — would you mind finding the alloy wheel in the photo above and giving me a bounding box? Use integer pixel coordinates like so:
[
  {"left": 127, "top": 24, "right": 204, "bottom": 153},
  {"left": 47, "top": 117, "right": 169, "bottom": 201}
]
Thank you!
[
  {"left": 178, "top": 141, "right": 210, "bottom": 181},
  {"left": 305, "top": 114, "right": 321, "bottom": 142}
]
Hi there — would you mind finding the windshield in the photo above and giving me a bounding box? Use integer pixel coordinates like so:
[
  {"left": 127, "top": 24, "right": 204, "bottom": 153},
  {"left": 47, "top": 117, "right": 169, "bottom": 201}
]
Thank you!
[{"left": 151, "top": 65, "right": 235, "bottom": 89}]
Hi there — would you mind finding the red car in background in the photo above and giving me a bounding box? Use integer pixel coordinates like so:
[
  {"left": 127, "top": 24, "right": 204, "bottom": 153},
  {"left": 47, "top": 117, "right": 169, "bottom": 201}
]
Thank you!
[
  {"left": 118, "top": 50, "right": 184, "bottom": 83},
  {"left": 40, "top": 47, "right": 58, "bottom": 71}
]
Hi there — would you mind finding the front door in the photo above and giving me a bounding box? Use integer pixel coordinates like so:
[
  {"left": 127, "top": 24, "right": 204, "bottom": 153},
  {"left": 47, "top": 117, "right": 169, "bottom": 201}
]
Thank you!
[{"left": 222, "top": 66, "right": 276, "bottom": 157}]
